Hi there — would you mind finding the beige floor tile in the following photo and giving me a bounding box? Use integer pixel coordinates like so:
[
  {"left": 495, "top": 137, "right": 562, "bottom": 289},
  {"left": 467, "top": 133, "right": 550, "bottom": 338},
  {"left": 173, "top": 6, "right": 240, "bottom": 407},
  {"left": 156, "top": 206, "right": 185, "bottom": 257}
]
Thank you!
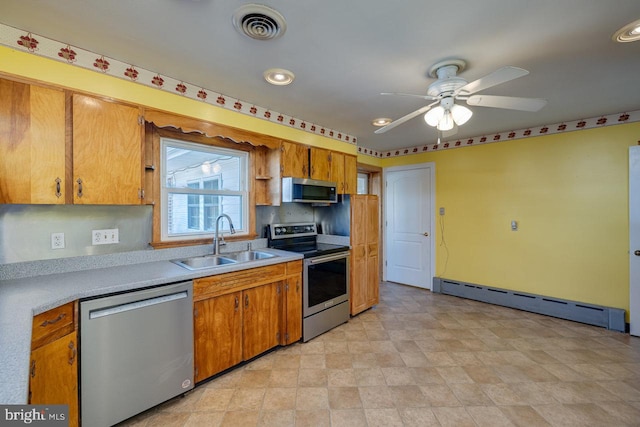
[
  {"left": 226, "top": 388, "right": 265, "bottom": 411},
  {"left": 294, "top": 409, "right": 330, "bottom": 427},
  {"left": 324, "top": 353, "right": 352, "bottom": 369},
  {"left": 195, "top": 388, "right": 235, "bottom": 411},
  {"left": 258, "top": 410, "right": 294, "bottom": 427},
  {"left": 499, "top": 405, "right": 552, "bottom": 427},
  {"left": 435, "top": 366, "right": 475, "bottom": 383},
  {"left": 268, "top": 369, "right": 299, "bottom": 388},
  {"left": 596, "top": 401, "right": 640, "bottom": 425},
  {"left": 328, "top": 387, "right": 362, "bottom": 409},
  {"left": 533, "top": 403, "right": 617, "bottom": 427},
  {"left": 381, "top": 366, "right": 416, "bottom": 385},
  {"left": 354, "top": 367, "right": 386, "bottom": 385},
  {"left": 388, "top": 385, "right": 428, "bottom": 407},
  {"left": 220, "top": 410, "right": 260, "bottom": 426},
  {"left": 295, "top": 387, "right": 329, "bottom": 410},
  {"left": 398, "top": 407, "right": 440, "bottom": 426},
  {"left": 184, "top": 411, "right": 225, "bottom": 427},
  {"left": 466, "top": 405, "right": 515, "bottom": 427},
  {"left": 448, "top": 382, "right": 494, "bottom": 405},
  {"left": 431, "top": 406, "right": 477, "bottom": 427},
  {"left": 418, "top": 384, "right": 461, "bottom": 407},
  {"left": 262, "top": 387, "right": 297, "bottom": 410},
  {"left": 540, "top": 381, "right": 621, "bottom": 404},
  {"left": 297, "top": 368, "right": 327, "bottom": 387},
  {"left": 329, "top": 408, "right": 368, "bottom": 427},
  {"left": 140, "top": 411, "right": 190, "bottom": 427},
  {"left": 299, "top": 354, "right": 325, "bottom": 369},
  {"left": 408, "top": 367, "right": 446, "bottom": 385},
  {"left": 364, "top": 408, "right": 404, "bottom": 427},
  {"left": 327, "top": 368, "right": 357, "bottom": 387},
  {"left": 238, "top": 369, "right": 271, "bottom": 388},
  {"left": 358, "top": 385, "right": 395, "bottom": 408}
]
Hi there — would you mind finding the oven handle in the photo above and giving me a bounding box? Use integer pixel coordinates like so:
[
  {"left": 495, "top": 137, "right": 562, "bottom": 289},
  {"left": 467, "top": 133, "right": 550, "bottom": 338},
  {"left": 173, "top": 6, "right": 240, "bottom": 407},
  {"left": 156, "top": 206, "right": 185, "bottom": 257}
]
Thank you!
[{"left": 306, "top": 251, "right": 350, "bottom": 265}]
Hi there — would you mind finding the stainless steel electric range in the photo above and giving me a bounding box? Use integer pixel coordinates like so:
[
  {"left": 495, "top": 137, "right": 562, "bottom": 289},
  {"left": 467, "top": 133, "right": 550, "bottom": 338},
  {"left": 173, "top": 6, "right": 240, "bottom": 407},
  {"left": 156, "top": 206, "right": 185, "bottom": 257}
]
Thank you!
[{"left": 268, "top": 223, "right": 350, "bottom": 342}]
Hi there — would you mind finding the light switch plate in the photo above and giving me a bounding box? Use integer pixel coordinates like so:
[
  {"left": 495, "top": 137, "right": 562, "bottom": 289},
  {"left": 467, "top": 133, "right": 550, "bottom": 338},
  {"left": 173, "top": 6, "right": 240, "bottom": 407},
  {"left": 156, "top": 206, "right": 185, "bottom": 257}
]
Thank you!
[{"left": 92, "top": 228, "right": 119, "bottom": 245}]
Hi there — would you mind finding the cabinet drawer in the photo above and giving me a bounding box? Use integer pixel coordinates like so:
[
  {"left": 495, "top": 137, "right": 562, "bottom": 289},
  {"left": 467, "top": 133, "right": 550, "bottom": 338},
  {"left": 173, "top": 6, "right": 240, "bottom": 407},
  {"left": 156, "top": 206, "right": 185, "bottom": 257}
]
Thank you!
[
  {"left": 286, "top": 260, "right": 302, "bottom": 275},
  {"left": 32, "top": 302, "right": 75, "bottom": 350},
  {"left": 194, "top": 264, "right": 286, "bottom": 300}
]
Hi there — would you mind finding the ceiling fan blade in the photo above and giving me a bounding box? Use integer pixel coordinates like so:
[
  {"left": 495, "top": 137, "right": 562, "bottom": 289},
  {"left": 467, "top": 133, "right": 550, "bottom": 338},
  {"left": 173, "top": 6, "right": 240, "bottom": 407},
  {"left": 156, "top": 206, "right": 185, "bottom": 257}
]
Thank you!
[
  {"left": 374, "top": 102, "right": 437, "bottom": 134},
  {"left": 457, "top": 66, "right": 529, "bottom": 95},
  {"left": 467, "top": 95, "right": 547, "bottom": 111},
  {"left": 441, "top": 124, "right": 458, "bottom": 138},
  {"left": 380, "top": 92, "right": 438, "bottom": 101}
]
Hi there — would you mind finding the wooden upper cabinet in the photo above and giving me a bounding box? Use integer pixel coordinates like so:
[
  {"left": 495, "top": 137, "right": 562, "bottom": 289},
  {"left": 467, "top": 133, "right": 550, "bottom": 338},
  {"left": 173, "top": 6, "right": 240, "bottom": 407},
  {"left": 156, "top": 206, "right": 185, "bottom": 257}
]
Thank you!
[
  {"left": 309, "top": 147, "right": 331, "bottom": 181},
  {"left": 330, "top": 152, "right": 357, "bottom": 194},
  {"left": 72, "top": 94, "right": 143, "bottom": 204},
  {"left": 281, "top": 140, "right": 308, "bottom": 178},
  {"left": 344, "top": 154, "right": 357, "bottom": 194},
  {"left": 0, "top": 78, "right": 66, "bottom": 204}
]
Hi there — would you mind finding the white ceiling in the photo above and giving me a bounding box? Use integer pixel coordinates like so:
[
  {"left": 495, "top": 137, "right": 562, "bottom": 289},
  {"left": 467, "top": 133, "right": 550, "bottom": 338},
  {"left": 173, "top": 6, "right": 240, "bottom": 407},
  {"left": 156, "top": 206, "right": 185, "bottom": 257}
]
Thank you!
[{"left": 2, "top": 0, "right": 640, "bottom": 153}]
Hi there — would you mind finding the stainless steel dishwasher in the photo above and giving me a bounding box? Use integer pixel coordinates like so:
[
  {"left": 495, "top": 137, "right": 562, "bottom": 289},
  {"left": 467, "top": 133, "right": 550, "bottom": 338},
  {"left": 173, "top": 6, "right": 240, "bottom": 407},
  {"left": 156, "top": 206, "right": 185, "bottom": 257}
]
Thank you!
[{"left": 80, "top": 281, "right": 194, "bottom": 427}]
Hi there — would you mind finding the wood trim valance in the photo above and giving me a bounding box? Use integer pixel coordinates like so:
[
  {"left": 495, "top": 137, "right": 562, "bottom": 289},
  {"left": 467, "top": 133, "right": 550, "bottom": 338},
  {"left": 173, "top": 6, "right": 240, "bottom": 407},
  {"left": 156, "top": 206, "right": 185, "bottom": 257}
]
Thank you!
[{"left": 144, "top": 108, "right": 282, "bottom": 149}]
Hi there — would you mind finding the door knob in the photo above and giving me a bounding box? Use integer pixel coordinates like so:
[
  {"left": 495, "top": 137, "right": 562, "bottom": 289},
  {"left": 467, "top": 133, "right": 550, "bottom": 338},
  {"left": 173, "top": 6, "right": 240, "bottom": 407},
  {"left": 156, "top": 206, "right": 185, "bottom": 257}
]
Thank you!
[
  {"left": 635, "top": 250, "right": 640, "bottom": 256},
  {"left": 423, "top": 232, "right": 429, "bottom": 237}
]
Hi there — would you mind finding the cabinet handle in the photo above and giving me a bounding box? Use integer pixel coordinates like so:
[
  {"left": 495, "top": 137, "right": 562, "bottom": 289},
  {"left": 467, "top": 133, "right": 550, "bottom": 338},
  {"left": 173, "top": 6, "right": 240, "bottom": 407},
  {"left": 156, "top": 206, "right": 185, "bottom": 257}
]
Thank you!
[
  {"left": 68, "top": 341, "right": 76, "bottom": 365},
  {"left": 76, "top": 178, "right": 83, "bottom": 198},
  {"left": 245, "top": 294, "right": 249, "bottom": 308},
  {"left": 40, "top": 313, "right": 66, "bottom": 327},
  {"left": 235, "top": 296, "right": 239, "bottom": 312},
  {"left": 30, "top": 360, "right": 36, "bottom": 378},
  {"left": 55, "top": 177, "right": 62, "bottom": 198}
]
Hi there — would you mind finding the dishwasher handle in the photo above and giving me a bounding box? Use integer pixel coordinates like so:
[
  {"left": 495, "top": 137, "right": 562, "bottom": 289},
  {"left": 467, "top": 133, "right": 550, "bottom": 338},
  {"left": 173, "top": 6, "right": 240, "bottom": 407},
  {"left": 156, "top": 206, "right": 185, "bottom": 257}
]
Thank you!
[{"left": 89, "top": 291, "right": 188, "bottom": 319}]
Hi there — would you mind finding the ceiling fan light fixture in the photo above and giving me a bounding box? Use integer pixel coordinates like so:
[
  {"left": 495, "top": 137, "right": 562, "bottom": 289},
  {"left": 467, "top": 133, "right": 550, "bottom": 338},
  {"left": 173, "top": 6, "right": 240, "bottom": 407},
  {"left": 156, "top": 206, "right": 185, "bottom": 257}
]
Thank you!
[
  {"left": 437, "top": 111, "right": 454, "bottom": 131},
  {"left": 450, "top": 104, "right": 473, "bottom": 126},
  {"left": 424, "top": 106, "right": 444, "bottom": 127},
  {"left": 613, "top": 18, "right": 640, "bottom": 42}
]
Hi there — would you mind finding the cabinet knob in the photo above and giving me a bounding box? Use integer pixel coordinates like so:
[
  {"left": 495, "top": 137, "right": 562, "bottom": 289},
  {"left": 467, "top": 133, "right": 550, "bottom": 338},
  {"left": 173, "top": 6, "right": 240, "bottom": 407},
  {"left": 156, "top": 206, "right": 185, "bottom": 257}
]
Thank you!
[
  {"left": 76, "top": 178, "right": 83, "bottom": 198},
  {"left": 635, "top": 250, "right": 640, "bottom": 256},
  {"left": 55, "top": 177, "right": 62, "bottom": 198},
  {"left": 423, "top": 232, "right": 429, "bottom": 237}
]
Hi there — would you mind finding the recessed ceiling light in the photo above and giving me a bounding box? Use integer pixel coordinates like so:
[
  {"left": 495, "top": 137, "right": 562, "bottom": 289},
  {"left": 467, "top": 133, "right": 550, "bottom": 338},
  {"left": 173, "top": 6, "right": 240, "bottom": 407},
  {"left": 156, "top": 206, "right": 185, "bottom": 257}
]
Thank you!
[
  {"left": 613, "top": 18, "right": 640, "bottom": 42},
  {"left": 264, "top": 68, "right": 295, "bottom": 85},
  {"left": 372, "top": 118, "right": 392, "bottom": 127}
]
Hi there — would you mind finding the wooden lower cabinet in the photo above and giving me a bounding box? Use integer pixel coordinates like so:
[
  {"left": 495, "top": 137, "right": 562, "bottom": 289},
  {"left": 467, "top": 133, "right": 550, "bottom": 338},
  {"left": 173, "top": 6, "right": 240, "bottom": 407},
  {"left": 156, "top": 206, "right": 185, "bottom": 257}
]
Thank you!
[
  {"left": 193, "top": 261, "right": 303, "bottom": 382},
  {"left": 29, "top": 301, "right": 78, "bottom": 426},
  {"left": 194, "top": 292, "right": 243, "bottom": 382}
]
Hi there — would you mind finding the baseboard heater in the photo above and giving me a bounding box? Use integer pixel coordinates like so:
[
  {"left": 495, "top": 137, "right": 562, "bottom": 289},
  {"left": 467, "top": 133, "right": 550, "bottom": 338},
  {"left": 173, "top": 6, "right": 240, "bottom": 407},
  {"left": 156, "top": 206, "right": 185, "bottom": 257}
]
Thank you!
[{"left": 432, "top": 277, "right": 625, "bottom": 332}]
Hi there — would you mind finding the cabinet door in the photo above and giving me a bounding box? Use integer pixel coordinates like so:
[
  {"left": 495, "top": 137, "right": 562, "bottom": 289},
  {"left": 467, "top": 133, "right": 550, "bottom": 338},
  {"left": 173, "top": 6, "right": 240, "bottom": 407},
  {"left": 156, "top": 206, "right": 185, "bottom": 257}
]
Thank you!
[
  {"left": 0, "top": 79, "right": 66, "bottom": 204},
  {"left": 366, "top": 196, "right": 380, "bottom": 306},
  {"left": 281, "top": 141, "right": 308, "bottom": 178},
  {"left": 72, "top": 94, "right": 143, "bottom": 204},
  {"left": 309, "top": 147, "right": 332, "bottom": 181},
  {"left": 331, "top": 151, "right": 345, "bottom": 193},
  {"left": 344, "top": 154, "right": 357, "bottom": 194},
  {"left": 29, "top": 331, "right": 78, "bottom": 427},
  {"left": 283, "top": 275, "right": 302, "bottom": 344},
  {"left": 194, "top": 292, "right": 242, "bottom": 382},
  {"left": 243, "top": 282, "right": 281, "bottom": 360}
]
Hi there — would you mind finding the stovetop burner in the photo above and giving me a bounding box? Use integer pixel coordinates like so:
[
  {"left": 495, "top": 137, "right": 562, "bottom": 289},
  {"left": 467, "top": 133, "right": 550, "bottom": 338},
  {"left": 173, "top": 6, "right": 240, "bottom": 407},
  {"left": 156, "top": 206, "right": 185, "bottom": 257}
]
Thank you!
[{"left": 267, "top": 223, "right": 349, "bottom": 258}]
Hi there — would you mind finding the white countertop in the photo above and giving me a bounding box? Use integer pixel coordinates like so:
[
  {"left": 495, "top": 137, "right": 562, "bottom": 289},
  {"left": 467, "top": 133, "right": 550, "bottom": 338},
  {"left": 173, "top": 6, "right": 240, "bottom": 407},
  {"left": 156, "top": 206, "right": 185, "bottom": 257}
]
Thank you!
[{"left": 0, "top": 247, "right": 302, "bottom": 404}]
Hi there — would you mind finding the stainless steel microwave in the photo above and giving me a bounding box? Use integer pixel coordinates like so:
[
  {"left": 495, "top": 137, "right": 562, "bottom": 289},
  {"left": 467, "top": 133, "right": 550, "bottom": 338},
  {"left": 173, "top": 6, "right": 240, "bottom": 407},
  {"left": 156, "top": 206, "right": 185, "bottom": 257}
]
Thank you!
[{"left": 282, "top": 177, "right": 338, "bottom": 203}]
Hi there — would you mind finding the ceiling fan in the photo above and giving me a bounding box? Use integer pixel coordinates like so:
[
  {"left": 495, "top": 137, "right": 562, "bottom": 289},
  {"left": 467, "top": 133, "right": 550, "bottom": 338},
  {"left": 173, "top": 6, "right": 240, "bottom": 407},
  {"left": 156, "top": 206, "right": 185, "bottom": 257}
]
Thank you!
[{"left": 374, "top": 59, "right": 547, "bottom": 135}]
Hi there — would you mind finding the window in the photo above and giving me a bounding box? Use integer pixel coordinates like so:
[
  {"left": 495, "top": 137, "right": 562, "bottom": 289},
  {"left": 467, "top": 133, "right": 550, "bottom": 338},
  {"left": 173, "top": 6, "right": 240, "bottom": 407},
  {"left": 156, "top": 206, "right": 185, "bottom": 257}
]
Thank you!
[
  {"left": 161, "top": 138, "right": 248, "bottom": 240},
  {"left": 357, "top": 172, "right": 369, "bottom": 194}
]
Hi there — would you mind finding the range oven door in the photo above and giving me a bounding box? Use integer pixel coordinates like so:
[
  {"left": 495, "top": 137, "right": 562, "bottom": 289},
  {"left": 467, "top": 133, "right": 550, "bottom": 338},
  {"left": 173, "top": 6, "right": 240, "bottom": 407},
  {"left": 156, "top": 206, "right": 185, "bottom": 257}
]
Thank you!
[{"left": 303, "top": 251, "right": 350, "bottom": 317}]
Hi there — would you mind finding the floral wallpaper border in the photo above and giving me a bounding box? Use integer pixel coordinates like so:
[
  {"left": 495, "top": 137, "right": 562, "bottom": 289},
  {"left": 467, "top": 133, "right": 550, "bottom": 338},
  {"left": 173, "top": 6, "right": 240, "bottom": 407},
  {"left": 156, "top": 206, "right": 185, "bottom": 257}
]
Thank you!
[
  {"left": 0, "top": 23, "right": 357, "bottom": 145},
  {"left": 2, "top": 24, "right": 638, "bottom": 160}
]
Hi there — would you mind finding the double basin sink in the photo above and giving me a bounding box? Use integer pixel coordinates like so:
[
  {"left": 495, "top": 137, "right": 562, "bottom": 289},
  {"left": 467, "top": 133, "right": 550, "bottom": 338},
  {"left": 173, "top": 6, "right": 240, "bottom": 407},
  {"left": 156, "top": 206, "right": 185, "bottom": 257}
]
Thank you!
[{"left": 172, "top": 250, "right": 276, "bottom": 271}]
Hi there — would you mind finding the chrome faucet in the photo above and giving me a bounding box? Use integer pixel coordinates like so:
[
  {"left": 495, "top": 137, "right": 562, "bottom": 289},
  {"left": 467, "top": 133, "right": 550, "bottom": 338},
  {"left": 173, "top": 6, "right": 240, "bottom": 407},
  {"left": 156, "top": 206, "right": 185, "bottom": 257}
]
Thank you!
[{"left": 213, "top": 214, "right": 236, "bottom": 254}]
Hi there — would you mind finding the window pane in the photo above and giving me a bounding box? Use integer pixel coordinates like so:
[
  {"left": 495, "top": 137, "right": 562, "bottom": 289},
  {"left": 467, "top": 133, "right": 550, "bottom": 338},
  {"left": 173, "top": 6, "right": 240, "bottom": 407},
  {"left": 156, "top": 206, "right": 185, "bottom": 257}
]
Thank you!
[
  {"left": 357, "top": 172, "right": 369, "bottom": 194},
  {"left": 165, "top": 146, "right": 241, "bottom": 191},
  {"left": 167, "top": 193, "right": 243, "bottom": 236}
]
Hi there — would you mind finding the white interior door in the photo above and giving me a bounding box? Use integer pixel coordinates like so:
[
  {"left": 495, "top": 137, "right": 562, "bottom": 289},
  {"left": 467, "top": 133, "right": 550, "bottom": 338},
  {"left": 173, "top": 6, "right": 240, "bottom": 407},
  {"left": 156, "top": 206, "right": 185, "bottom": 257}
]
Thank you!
[
  {"left": 384, "top": 164, "right": 434, "bottom": 289},
  {"left": 630, "top": 146, "right": 640, "bottom": 336}
]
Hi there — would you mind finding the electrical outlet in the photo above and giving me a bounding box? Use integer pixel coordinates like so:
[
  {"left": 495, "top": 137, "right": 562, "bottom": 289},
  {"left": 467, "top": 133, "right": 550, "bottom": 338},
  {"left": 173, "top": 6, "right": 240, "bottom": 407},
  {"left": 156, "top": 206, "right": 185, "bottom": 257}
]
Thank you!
[
  {"left": 51, "top": 232, "right": 65, "bottom": 249},
  {"left": 92, "top": 228, "right": 119, "bottom": 245}
]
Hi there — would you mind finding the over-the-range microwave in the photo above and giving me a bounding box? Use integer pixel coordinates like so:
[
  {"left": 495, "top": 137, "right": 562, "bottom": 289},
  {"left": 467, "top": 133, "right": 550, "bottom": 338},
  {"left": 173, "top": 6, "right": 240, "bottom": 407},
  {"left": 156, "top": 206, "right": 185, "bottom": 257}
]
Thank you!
[{"left": 282, "top": 177, "right": 338, "bottom": 203}]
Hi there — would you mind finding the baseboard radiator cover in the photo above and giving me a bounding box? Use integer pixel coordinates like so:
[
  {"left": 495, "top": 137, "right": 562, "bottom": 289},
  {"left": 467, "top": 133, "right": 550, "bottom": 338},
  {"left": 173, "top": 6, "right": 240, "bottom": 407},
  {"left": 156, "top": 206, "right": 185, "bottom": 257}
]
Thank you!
[{"left": 432, "top": 277, "right": 625, "bottom": 332}]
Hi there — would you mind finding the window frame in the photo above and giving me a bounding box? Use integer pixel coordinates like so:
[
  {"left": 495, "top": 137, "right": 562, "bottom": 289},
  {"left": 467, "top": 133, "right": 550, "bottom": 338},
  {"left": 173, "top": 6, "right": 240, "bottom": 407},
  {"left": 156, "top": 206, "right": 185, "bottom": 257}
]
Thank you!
[{"left": 160, "top": 136, "right": 249, "bottom": 242}]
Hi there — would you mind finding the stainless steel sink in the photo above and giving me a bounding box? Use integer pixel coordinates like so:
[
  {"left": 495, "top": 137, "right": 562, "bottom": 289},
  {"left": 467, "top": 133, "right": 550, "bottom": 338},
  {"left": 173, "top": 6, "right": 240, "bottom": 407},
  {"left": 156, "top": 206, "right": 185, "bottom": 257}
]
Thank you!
[
  {"left": 228, "top": 250, "right": 276, "bottom": 262},
  {"left": 172, "top": 255, "right": 237, "bottom": 270},
  {"left": 172, "top": 250, "right": 276, "bottom": 270}
]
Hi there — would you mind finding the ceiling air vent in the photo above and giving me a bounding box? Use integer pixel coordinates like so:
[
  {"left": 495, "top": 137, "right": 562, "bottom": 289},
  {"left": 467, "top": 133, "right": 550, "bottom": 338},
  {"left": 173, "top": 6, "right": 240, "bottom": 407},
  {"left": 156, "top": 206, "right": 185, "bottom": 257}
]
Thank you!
[{"left": 232, "top": 4, "right": 287, "bottom": 41}]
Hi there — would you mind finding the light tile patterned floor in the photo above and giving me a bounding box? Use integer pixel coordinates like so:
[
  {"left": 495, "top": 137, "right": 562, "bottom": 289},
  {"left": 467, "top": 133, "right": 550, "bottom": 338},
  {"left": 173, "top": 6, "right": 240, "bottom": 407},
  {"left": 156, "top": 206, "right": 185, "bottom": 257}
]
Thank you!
[{"left": 120, "top": 281, "right": 640, "bottom": 426}]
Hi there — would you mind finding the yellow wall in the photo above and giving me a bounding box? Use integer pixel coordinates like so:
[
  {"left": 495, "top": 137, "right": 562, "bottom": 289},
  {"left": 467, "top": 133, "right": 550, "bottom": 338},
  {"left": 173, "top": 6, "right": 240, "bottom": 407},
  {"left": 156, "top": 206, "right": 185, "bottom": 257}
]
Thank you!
[
  {"left": 0, "top": 45, "right": 356, "bottom": 154},
  {"left": 384, "top": 123, "right": 639, "bottom": 316}
]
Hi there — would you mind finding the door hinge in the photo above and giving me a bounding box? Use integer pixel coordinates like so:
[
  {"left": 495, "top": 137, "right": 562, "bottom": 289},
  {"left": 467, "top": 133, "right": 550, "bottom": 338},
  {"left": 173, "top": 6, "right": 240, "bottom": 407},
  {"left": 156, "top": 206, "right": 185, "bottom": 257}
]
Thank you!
[
  {"left": 138, "top": 188, "right": 145, "bottom": 199},
  {"left": 138, "top": 115, "right": 144, "bottom": 126}
]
